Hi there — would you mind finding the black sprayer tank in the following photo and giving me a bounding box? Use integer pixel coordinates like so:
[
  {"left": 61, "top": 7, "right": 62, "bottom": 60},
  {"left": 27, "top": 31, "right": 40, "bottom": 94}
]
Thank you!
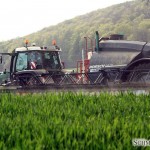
[{"left": 89, "top": 40, "right": 149, "bottom": 72}]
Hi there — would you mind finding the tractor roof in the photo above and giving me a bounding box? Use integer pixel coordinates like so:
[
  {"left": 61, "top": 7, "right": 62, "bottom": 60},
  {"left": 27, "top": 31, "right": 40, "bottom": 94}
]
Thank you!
[{"left": 15, "top": 46, "right": 61, "bottom": 52}]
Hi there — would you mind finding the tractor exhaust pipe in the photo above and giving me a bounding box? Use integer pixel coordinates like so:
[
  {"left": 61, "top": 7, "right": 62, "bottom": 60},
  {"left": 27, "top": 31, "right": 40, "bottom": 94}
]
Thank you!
[{"left": 95, "top": 31, "right": 99, "bottom": 52}]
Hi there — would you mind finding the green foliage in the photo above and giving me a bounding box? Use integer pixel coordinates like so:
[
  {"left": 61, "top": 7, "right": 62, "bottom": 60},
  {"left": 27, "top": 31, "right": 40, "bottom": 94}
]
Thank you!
[
  {"left": 0, "top": 92, "right": 150, "bottom": 149},
  {"left": 0, "top": 0, "right": 149, "bottom": 67}
]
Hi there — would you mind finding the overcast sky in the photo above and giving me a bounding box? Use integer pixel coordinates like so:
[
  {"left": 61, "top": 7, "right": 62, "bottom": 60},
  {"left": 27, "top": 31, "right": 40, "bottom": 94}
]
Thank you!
[{"left": 0, "top": 0, "right": 132, "bottom": 41}]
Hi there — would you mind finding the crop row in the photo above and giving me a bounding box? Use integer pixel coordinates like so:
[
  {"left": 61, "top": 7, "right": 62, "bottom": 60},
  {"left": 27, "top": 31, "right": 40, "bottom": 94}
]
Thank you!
[{"left": 0, "top": 92, "right": 150, "bottom": 149}]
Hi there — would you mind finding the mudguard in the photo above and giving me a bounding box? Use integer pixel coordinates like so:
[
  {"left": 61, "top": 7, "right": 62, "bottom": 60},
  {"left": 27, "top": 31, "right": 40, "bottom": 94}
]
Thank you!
[{"left": 121, "top": 58, "right": 150, "bottom": 81}]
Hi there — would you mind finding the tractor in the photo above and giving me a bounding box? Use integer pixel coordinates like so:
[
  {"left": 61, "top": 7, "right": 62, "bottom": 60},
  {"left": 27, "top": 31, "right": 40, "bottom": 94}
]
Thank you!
[
  {"left": 0, "top": 31, "right": 150, "bottom": 89},
  {"left": 0, "top": 40, "right": 65, "bottom": 86}
]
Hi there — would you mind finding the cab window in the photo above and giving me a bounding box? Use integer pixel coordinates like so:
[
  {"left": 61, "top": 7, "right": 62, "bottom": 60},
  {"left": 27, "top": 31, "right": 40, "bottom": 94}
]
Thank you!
[
  {"left": 43, "top": 52, "right": 60, "bottom": 69},
  {"left": 16, "top": 53, "right": 27, "bottom": 71}
]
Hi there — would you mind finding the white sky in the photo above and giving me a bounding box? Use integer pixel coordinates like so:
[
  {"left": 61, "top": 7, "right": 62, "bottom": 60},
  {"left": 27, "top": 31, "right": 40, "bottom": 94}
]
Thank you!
[{"left": 0, "top": 0, "right": 132, "bottom": 41}]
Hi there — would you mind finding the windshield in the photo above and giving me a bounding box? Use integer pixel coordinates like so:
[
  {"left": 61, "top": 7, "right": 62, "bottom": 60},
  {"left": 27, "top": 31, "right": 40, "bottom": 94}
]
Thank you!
[
  {"left": 16, "top": 51, "right": 61, "bottom": 71},
  {"left": 16, "top": 53, "right": 28, "bottom": 71}
]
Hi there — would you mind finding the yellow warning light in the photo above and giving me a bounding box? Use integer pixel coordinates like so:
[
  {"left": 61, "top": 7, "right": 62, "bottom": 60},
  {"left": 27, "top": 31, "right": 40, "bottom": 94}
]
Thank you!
[
  {"left": 25, "top": 39, "right": 29, "bottom": 45},
  {"left": 52, "top": 40, "right": 56, "bottom": 45}
]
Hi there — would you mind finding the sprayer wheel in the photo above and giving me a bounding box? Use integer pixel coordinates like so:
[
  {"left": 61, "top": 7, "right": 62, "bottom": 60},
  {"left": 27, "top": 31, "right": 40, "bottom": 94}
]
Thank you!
[{"left": 128, "top": 63, "right": 150, "bottom": 83}]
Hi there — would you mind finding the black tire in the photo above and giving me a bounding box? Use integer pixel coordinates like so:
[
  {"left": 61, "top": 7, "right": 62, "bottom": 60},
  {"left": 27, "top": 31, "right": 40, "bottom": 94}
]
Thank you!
[
  {"left": 128, "top": 63, "right": 150, "bottom": 83},
  {"left": 16, "top": 74, "right": 41, "bottom": 86},
  {"left": 27, "top": 76, "right": 40, "bottom": 86}
]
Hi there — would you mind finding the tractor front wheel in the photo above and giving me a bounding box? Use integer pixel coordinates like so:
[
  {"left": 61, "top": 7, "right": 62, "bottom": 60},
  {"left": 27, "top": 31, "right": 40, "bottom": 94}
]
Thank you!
[{"left": 16, "top": 74, "right": 41, "bottom": 86}]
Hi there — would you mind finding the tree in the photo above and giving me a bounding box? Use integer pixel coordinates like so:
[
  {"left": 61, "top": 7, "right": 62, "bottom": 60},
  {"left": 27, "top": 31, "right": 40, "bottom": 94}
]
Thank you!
[{"left": 142, "top": 0, "right": 149, "bottom": 4}]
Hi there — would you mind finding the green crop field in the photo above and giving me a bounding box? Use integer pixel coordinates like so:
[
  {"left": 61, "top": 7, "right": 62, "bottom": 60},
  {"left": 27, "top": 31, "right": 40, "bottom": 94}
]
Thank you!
[{"left": 0, "top": 92, "right": 150, "bottom": 149}]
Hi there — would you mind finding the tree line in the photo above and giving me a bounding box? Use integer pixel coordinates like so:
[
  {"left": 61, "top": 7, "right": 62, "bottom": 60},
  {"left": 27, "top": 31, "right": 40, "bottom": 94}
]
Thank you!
[{"left": 0, "top": 0, "right": 149, "bottom": 68}]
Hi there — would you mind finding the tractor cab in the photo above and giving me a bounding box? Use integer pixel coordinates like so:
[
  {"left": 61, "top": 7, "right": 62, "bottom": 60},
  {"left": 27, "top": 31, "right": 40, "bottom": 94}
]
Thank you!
[
  {"left": 0, "top": 41, "right": 64, "bottom": 85},
  {"left": 12, "top": 46, "right": 62, "bottom": 72}
]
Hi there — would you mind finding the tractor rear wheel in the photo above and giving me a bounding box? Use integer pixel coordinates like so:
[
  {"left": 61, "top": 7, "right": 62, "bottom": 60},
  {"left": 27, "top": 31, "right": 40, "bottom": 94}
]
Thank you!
[{"left": 128, "top": 63, "right": 150, "bottom": 83}]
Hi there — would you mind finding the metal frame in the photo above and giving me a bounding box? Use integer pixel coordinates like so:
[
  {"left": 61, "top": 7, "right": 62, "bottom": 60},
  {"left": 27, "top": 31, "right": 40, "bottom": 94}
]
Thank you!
[{"left": 13, "top": 69, "right": 150, "bottom": 87}]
